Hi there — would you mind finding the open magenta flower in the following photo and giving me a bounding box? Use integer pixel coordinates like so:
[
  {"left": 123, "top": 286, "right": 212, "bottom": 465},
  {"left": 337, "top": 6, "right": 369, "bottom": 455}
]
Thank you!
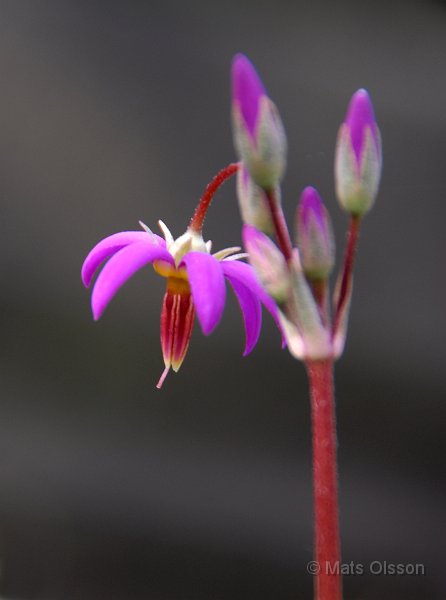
[{"left": 81, "top": 164, "right": 281, "bottom": 388}]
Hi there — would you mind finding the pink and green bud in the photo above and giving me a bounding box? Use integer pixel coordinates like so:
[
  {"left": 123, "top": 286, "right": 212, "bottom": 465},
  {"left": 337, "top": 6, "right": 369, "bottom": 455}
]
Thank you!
[
  {"left": 335, "top": 89, "right": 382, "bottom": 216},
  {"left": 231, "top": 54, "right": 287, "bottom": 190},
  {"left": 243, "top": 225, "right": 331, "bottom": 359},
  {"left": 243, "top": 224, "right": 290, "bottom": 302},
  {"left": 236, "top": 166, "right": 275, "bottom": 234},
  {"left": 296, "top": 186, "right": 335, "bottom": 280}
]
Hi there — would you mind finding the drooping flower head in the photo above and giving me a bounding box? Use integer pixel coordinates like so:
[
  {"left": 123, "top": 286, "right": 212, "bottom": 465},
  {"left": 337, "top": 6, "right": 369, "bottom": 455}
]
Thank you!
[
  {"left": 231, "top": 54, "right": 287, "bottom": 190},
  {"left": 82, "top": 164, "right": 281, "bottom": 388},
  {"left": 335, "top": 89, "right": 382, "bottom": 216}
]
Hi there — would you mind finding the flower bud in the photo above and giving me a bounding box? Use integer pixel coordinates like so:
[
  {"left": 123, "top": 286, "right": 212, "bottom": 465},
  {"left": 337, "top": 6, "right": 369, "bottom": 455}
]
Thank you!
[
  {"left": 236, "top": 165, "right": 275, "bottom": 234},
  {"left": 231, "top": 54, "right": 287, "bottom": 190},
  {"left": 242, "top": 224, "right": 290, "bottom": 302},
  {"left": 296, "top": 186, "right": 335, "bottom": 280},
  {"left": 335, "top": 89, "right": 382, "bottom": 216}
]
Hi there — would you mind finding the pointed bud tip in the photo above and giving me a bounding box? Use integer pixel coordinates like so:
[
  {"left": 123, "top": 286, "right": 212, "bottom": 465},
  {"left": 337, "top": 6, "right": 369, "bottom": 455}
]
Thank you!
[
  {"left": 231, "top": 53, "right": 266, "bottom": 137},
  {"left": 346, "top": 89, "right": 375, "bottom": 125},
  {"left": 345, "top": 88, "right": 378, "bottom": 160},
  {"left": 299, "top": 186, "right": 324, "bottom": 224}
]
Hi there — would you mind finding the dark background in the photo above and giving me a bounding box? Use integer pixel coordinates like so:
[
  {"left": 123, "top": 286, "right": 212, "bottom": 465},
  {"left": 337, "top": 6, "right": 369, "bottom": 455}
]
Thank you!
[{"left": 0, "top": 0, "right": 444, "bottom": 598}]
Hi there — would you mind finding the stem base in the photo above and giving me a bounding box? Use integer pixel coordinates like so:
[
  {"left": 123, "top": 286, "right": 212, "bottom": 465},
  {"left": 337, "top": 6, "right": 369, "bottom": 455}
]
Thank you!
[{"left": 306, "top": 359, "right": 342, "bottom": 600}]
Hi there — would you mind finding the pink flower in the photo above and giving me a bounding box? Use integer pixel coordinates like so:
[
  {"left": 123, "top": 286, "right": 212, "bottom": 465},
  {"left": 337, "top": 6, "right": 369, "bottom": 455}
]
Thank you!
[{"left": 82, "top": 205, "right": 280, "bottom": 389}]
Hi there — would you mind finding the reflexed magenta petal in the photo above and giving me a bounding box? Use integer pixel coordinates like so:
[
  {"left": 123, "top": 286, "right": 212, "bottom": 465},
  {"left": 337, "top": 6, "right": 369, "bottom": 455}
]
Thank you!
[
  {"left": 91, "top": 241, "right": 173, "bottom": 320},
  {"left": 82, "top": 231, "right": 165, "bottom": 287},
  {"left": 232, "top": 53, "right": 266, "bottom": 138},
  {"left": 181, "top": 252, "right": 226, "bottom": 335},
  {"left": 226, "top": 277, "right": 261, "bottom": 356},
  {"left": 345, "top": 89, "right": 377, "bottom": 161},
  {"left": 221, "top": 260, "right": 284, "bottom": 345}
]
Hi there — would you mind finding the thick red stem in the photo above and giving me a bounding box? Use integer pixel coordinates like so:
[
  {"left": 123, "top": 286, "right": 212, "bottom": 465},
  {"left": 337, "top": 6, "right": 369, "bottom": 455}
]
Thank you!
[
  {"left": 332, "top": 216, "right": 360, "bottom": 337},
  {"left": 189, "top": 163, "right": 240, "bottom": 233},
  {"left": 306, "top": 359, "right": 342, "bottom": 600}
]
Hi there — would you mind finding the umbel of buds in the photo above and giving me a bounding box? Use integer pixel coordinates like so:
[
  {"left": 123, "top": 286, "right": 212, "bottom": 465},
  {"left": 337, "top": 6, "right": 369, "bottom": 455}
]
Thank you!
[
  {"left": 231, "top": 54, "right": 287, "bottom": 191},
  {"left": 230, "top": 55, "right": 383, "bottom": 600},
  {"left": 335, "top": 89, "right": 382, "bottom": 216},
  {"left": 231, "top": 54, "right": 382, "bottom": 362}
]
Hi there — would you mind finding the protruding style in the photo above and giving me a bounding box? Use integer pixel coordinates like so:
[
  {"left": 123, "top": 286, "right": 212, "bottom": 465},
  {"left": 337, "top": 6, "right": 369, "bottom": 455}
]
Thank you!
[{"left": 82, "top": 166, "right": 282, "bottom": 388}]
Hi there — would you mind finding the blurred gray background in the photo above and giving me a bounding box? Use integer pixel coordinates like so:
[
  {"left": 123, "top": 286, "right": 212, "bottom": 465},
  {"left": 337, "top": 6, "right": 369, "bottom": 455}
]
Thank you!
[{"left": 0, "top": 0, "right": 444, "bottom": 598}]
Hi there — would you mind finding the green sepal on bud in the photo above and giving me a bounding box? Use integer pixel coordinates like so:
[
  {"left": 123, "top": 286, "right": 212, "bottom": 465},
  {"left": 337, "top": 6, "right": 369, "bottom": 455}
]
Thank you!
[
  {"left": 236, "top": 166, "right": 275, "bottom": 235},
  {"left": 287, "top": 251, "right": 331, "bottom": 359},
  {"left": 232, "top": 96, "right": 287, "bottom": 189}
]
